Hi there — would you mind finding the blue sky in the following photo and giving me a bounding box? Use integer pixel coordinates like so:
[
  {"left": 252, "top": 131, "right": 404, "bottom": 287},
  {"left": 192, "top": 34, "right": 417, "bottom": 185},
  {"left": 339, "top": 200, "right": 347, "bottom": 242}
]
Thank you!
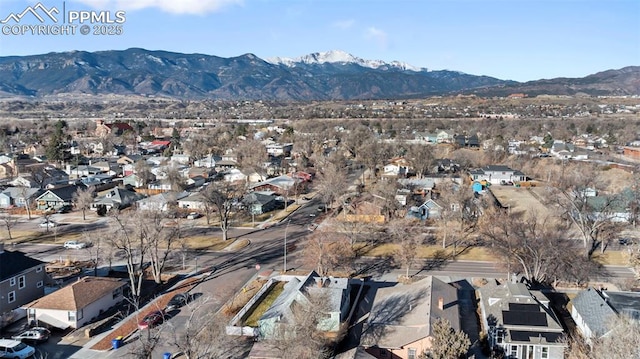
[{"left": 0, "top": 0, "right": 638, "bottom": 82}]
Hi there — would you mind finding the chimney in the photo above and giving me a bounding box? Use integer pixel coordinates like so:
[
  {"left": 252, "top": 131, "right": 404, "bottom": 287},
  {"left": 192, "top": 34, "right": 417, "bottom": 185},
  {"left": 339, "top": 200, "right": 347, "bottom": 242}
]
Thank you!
[{"left": 438, "top": 297, "right": 444, "bottom": 311}]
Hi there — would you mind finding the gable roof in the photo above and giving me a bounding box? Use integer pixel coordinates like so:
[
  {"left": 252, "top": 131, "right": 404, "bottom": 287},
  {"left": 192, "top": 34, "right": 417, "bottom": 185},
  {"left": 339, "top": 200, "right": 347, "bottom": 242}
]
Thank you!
[
  {"left": 0, "top": 249, "right": 45, "bottom": 281},
  {"left": 0, "top": 187, "right": 42, "bottom": 199},
  {"left": 105, "top": 122, "right": 134, "bottom": 132},
  {"left": 361, "top": 276, "right": 459, "bottom": 349},
  {"left": 36, "top": 184, "right": 81, "bottom": 202},
  {"left": 94, "top": 187, "right": 144, "bottom": 206},
  {"left": 24, "top": 277, "right": 126, "bottom": 311},
  {"left": 478, "top": 281, "right": 565, "bottom": 345},
  {"left": 572, "top": 287, "right": 617, "bottom": 338},
  {"left": 260, "top": 271, "right": 349, "bottom": 325}
]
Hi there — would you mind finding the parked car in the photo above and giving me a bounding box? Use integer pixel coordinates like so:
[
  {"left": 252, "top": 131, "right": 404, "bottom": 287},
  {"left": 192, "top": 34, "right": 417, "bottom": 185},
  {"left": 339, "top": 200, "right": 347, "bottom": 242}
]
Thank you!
[
  {"left": 0, "top": 339, "right": 36, "bottom": 359},
  {"left": 11, "top": 327, "right": 50, "bottom": 343},
  {"left": 619, "top": 238, "right": 633, "bottom": 246},
  {"left": 63, "top": 240, "right": 88, "bottom": 249},
  {"left": 186, "top": 212, "right": 201, "bottom": 220},
  {"left": 138, "top": 310, "right": 164, "bottom": 330},
  {"left": 165, "top": 293, "right": 191, "bottom": 311},
  {"left": 56, "top": 205, "right": 72, "bottom": 214},
  {"left": 39, "top": 220, "right": 57, "bottom": 228}
]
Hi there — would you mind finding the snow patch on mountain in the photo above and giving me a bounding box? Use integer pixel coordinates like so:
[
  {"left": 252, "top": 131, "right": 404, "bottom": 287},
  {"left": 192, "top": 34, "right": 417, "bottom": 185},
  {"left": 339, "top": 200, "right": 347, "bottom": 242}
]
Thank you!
[{"left": 267, "top": 50, "right": 425, "bottom": 72}]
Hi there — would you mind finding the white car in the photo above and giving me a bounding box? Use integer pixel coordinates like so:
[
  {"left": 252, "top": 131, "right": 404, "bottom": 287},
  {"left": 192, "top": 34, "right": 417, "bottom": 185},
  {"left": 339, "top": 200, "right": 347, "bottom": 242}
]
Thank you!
[
  {"left": 39, "top": 220, "right": 57, "bottom": 228},
  {"left": 0, "top": 338, "right": 35, "bottom": 359},
  {"left": 187, "top": 212, "right": 201, "bottom": 220},
  {"left": 64, "top": 240, "right": 88, "bottom": 249}
]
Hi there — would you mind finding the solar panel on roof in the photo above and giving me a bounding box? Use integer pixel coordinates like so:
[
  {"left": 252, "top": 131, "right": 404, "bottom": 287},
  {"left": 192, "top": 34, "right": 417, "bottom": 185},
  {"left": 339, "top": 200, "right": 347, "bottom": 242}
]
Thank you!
[
  {"left": 509, "top": 303, "right": 541, "bottom": 312},
  {"left": 502, "top": 311, "right": 548, "bottom": 327},
  {"left": 509, "top": 330, "right": 563, "bottom": 343}
]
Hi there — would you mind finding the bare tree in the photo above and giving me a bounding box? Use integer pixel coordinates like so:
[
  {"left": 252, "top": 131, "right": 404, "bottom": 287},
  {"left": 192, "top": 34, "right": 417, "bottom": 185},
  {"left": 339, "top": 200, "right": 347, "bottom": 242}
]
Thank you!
[
  {"left": 73, "top": 185, "right": 95, "bottom": 220},
  {"left": 169, "top": 298, "right": 250, "bottom": 359},
  {"left": 0, "top": 214, "right": 18, "bottom": 241},
  {"left": 408, "top": 144, "right": 434, "bottom": 178},
  {"left": 565, "top": 315, "right": 640, "bottom": 359},
  {"left": 236, "top": 138, "right": 268, "bottom": 179},
  {"left": 202, "top": 181, "right": 245, "bottom": 241},
  {"left": 108, "top": 210, "right": 150, "bottom": 306},
  {"left": 435, "top": 181, "right": 481, "bottom": 253},
  {"left": 141, "top": 210, "right": 179, "bottom": 284},
  {"left": 302, "top": 227, "right": 354, "bottom": 277},
  {"left": 549, "top": 164, "right": 626, "bottom": 257},
  {"left": 165, "top": 166, "right": 186, "bottom": 192},
  {"left": 17, "top": 186, "right": 33, "bottom": 220},
  {"left": 478, "top": 208, "right": 591, "bottom": 284},
  {"left": 134, "top": 160, "right": 154, "bottom": 187},
  {"left": 266, "top": 290, "right": 339, "bottom": 359},
  {"left": 315, "top": 161, "right": 348, "bottom": 213},
  {"left": 388, "top": 219, "right": 422, "bottom": 278}
]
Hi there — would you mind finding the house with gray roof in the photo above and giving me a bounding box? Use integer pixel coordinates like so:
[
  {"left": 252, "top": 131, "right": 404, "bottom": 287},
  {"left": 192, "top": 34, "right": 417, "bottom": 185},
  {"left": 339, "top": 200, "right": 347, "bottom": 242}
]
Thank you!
[
  {"left": 0, "top": 244, "right": 47, "bottom": 327},
  {"left": 92, "top": 187, "right": 145, "bottom": 212},
  {"left": 243, "top": 192, "right": 278, "bottom": 215},
  {"left": 258, "top": 271, "right": 350, "bottom": 339},
  {"left": 571, "top": 287, "right": 640, "bottom": 344},
  {"left": 360, "top": 276, "right": 460, "bottom": 359},
  {"left": 478, "top": 281, "right": 566, "bottom": 359},
  {"left": 34, "top": 184, "right": 84, "bottom": 210},
  {"left": 0, "top": 187, "right": 42, "bottom": 209}
]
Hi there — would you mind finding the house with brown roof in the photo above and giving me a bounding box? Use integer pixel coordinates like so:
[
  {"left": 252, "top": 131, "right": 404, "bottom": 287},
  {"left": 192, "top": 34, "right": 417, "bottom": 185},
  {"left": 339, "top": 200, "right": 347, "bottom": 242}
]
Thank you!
[
  {"left": 94, "top": 120, "right": 134, "bottom": 137},
  {"left": 23, "top": 277, "right": 127, "bottom": 330}
]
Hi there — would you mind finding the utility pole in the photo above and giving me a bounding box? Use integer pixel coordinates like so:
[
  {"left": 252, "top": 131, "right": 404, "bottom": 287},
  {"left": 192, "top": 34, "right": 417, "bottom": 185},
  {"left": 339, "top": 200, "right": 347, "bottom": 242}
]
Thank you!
[{"left": 283, "top": 219, "right": 291, "bottom": 272}]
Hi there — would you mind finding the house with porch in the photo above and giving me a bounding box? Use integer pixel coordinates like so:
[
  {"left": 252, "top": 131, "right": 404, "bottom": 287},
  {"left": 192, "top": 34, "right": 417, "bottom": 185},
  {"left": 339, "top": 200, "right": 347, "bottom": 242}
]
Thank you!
[
  {"left": 477, "top": 281, "right": 566, "bottom": 359},
  {"left": 35, "top": 184, "right": 83, "bottom": 211},
  {"left": 92, "top": 187, "right": 145, "bottom": 212}
]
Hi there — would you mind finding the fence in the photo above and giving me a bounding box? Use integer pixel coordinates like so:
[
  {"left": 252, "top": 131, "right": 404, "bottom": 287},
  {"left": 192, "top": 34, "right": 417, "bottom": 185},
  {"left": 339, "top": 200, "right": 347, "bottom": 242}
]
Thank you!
[{"left": 225, "top": 277, "right": 276, "bottom": 337}]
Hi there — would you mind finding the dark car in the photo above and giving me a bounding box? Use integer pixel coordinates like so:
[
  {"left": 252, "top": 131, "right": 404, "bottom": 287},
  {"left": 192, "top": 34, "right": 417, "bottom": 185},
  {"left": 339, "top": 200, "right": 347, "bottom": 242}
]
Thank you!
[
  {"left": 165, "top": 293, "right": 190, "bottom": 311},
  {"left": 619, "top": 238, "right": 633, "bottom": 246},
  {"left": 56, "top": 205, "right": 72, "bottom": 214},
  {"left": 11, "top": 327, "right": 50, "bottom": 343},
  {"left": 138, "top": 310, "right": 164, "bottom": 330}
]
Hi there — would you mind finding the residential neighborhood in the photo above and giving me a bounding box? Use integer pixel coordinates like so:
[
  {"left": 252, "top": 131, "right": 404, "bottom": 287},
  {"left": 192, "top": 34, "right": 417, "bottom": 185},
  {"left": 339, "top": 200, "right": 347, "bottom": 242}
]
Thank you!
[{"left": 0, "top": 102, "right": 638, "bottom": 359}]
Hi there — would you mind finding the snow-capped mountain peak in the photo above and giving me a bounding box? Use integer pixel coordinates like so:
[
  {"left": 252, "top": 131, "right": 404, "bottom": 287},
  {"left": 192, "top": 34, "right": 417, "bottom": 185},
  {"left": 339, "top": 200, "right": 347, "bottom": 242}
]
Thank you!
[{"left": 266, "top": 50, "right": 425, "bottom": 71}]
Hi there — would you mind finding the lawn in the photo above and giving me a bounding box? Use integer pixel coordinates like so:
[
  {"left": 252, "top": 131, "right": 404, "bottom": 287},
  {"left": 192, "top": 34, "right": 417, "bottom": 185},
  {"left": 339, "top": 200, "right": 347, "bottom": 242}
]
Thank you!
[
  {"left": 243, "top": 281, "right": 286, "bottom": 327},
  {"left": 361, "top": 243, "right": 497, "bottom": 262},
  {"left": 181, "top": 235, "right": 238, "bottom": 251}
]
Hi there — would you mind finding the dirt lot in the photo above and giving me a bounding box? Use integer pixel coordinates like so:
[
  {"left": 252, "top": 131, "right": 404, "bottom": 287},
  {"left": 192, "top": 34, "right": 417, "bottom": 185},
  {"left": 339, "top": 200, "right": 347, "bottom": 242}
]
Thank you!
[{"left": 489, "top": 185, "right": 553, "bottom": 218}]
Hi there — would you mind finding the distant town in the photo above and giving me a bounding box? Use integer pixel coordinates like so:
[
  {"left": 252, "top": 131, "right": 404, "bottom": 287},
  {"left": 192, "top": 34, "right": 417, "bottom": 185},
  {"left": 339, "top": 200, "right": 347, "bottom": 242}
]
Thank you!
[{"left": 0, "top": 95, "right": 639, "bottom": 359}]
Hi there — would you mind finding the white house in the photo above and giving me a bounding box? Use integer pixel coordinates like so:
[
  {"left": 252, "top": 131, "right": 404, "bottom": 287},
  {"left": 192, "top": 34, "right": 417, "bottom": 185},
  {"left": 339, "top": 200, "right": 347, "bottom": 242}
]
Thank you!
[
  {"left": 23, "top": 277, "right": 127, "bottom": 330},
  {"left": 137, "top": 191, "right": 189, "bottom": 212}
]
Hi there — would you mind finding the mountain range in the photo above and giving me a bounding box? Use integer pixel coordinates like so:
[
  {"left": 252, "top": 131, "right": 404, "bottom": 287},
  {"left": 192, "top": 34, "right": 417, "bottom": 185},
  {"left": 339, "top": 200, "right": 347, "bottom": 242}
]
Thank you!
[{"left": 0, "top": 48, "right": 637, "bottom": 100}]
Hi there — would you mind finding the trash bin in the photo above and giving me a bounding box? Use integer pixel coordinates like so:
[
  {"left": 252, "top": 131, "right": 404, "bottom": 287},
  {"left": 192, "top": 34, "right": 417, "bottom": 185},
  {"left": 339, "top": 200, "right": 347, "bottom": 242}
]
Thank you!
[
  {"left": 111, "top": 337, "right": 123, "bottom": 349},
  {"left": 163, "top": 353, "right": 172, "bottom": 359}
]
